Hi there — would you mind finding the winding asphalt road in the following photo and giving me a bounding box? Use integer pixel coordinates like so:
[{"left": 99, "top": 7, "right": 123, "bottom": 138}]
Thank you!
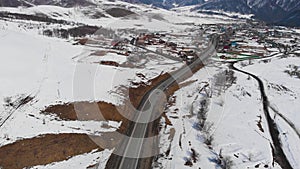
[{"left": 105, "top": 35, "right": 219, "bottom": 169}]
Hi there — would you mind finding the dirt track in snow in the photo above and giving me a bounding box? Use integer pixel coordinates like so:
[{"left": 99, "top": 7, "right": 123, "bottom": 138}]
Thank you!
[{"left": 231, "top": 62, "right": 293, "bottom": 169}]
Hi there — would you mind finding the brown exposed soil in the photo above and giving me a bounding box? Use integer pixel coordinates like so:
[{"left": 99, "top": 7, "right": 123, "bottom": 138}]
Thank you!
[
  {"left": 129, "top": 73, "right": 171, "bottom": 108},
  {"left": 128, "top": 69, "right": 198, "bottom": 110},
  {"left": 139, "top": 64, "right": 204, "bottom": 169},
  {"left": 0, "top": 130, "right": 132, "bottom": 169},
  {"left": 161, "top": 74, "right": 200, "bottom": 127},
  {"left": 256, "top": 115, "right": 265, "bottom": 133},
  {"left": 91, "top": 50, "right": 108, "bottom": 56},
  {"left": 41, "top": 72, "right": 176, "bottom": 138},
  {"left": 10, "top": 62, "right": 203, "bottom": 169},
  {"left": 21, "top": 73, "right": 174, "bottom": 169},
  {"left": 184, "top": 159, "right": 193, "bottom": 167},
  {"left": 162, "top": 112, "right": 172, "bottom": 126},
  {"left": 74, "top": 38, "right": 89, "bottom": 45},
  {"left": 149, "top": 64, "right": 203, "bottom": 168},
  {"left": 0, "top": 134, "right": 101, "bottom": 169},
  {"left": 42, "top": 101, "right": 130, "bottom": 133},
  {"left": 105, "top": 8, "right": 136, "bottom": 18},
  {"left": 43, "top": 102, "right": 120, "bottom": 121},
  {"left": 100, "top": 61, "right": 119, "bottom": 67}
]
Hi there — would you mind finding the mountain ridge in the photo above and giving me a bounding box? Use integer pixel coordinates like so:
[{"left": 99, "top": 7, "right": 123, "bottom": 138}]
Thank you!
[
  {"left": 121, "top": 0, "right": 300, "bottom": 27},
  {"left": 1, "top": 0, "right": 299, "bottom": 27},
  {"left": 194, "top": 0, "right": 300, "bottom": 27}
]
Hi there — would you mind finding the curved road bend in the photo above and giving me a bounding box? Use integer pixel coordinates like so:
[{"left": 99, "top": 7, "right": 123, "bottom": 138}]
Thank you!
[
  {"left": 231, "top": 63, "right": 293, "bottom": 169},
  {"left": 105, "top": 35, "right": 219, "bottom": 169}
]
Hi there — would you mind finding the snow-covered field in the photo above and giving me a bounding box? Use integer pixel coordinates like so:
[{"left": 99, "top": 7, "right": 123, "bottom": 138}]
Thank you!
[
  {"left": 156, "top": 55, "right": 300, "bottom": 169},
  {"left": 0, "top": 0, "right": 298, "bottom": 168},
  {"left": 155, "top": 24, "right": 300, "bottom": 169},
  {"left": 156, "top": 61, "right": 278, "bottom": 169},
  {"left": 0, "top": 1, "right": 238, "bottom": 168},
  {"left": 240, "top": 56, "right": 300, "bottom": 168},
  {"left": 0, "top": 20, "right": 183, "bottom": 169},
  {"left": 0, "top": 0, "right": 239, "bottom": 31}
]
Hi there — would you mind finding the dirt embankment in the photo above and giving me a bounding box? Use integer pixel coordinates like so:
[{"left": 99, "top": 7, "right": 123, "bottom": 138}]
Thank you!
[
  {"left": 0, "top": 134, "right": 101, "bottom": 169},
  {"left": 0, "top": 73, "right": 173, "bottom": 169},
  {"left": 128, "top": 63, "right": 205, "bottom": 169},
  {"left": 0, "top": 61, "right": 204, "bottom": 169}
]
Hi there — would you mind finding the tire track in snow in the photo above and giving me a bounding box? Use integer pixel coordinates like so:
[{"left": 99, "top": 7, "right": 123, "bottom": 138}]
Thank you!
[{"left": 269, "top": 105, "right": 300, "bottom": 139}]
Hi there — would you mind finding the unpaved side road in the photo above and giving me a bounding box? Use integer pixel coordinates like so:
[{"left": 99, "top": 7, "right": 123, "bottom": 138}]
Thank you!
[{"left": 230, "top": 62, "right": 293, "bottom": 169}]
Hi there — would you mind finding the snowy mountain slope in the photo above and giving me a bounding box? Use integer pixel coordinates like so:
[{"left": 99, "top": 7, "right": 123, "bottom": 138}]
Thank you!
[
  {"left": 116, "top": 0, "right": 300, "bottom": 27},
  {"left": 275, "top": 0, "right": 300, "bottom": 11},
  {"left": 0, "top": 0, "right": 32, "bottom": 7},
  {"left": 193, "top": 0, "right": 300, "bottom": 26},
  {"left": 196, "top": 0, "right": 253, "bottom": 14},
  {"left": 2, "top": 0, "right": 299, "bottom": 26},
  {"left": 277, "top": 10, "right": 300, "bottom": 27},
  {"left": 0, "top": 0, "right": 95, "bottom": 7},
  {"left": 4, "top": 0, "right": 297, "bottom": 27},
  {"left": 0, "top": 0, "right": 239, "bottom": 32},
  {"left": 121, "top": 0, "right": 205, "bottom": 9}
]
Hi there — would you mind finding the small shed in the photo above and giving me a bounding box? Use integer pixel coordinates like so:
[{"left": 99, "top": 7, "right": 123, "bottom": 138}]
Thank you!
[{"left": 231, "top": 41, "right": 238, "bottom": 48}]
